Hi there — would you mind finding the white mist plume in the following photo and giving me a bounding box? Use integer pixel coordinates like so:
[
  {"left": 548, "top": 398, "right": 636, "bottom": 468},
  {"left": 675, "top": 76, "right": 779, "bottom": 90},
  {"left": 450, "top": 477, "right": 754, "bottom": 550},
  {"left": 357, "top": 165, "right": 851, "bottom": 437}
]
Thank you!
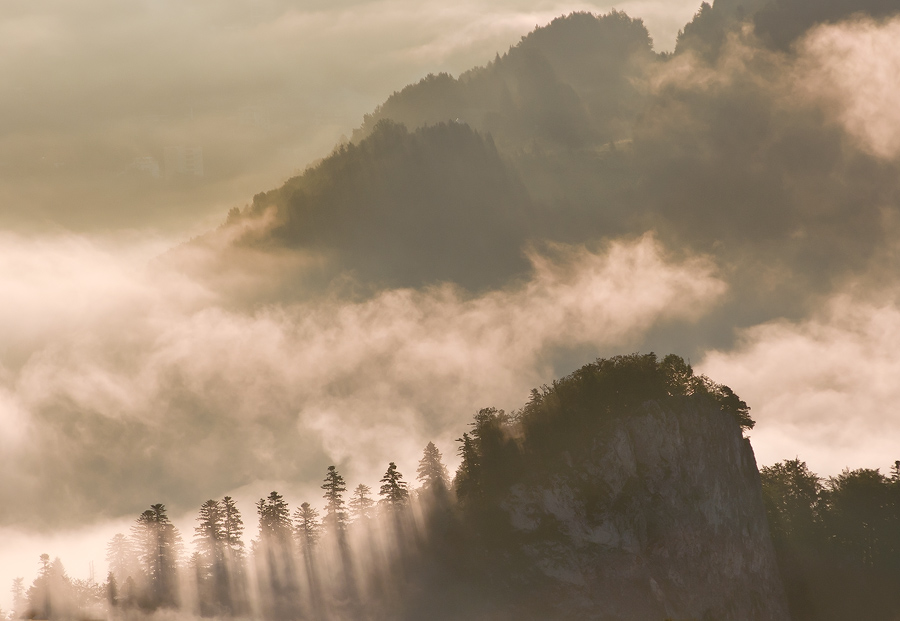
[
  {"left": 700, "top": 289, "right": 900, "bottom": 476},
  {"left": 799, "top": 16, "right": 900, "bottom": 160}
]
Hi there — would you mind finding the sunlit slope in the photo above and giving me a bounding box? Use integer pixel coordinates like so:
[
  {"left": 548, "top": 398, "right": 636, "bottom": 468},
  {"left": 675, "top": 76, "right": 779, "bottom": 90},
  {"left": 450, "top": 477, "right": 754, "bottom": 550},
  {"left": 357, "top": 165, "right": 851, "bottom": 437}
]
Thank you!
[{"left": 354, "top": 11, "right": 655, "bottom": 151}]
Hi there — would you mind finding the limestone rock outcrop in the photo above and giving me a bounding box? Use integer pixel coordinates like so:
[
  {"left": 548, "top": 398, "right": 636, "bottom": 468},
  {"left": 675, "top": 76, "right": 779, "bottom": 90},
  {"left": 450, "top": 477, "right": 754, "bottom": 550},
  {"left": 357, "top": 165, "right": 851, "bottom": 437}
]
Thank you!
[{"left": 500, "top": 397, "right": 790, "bottom": 620}]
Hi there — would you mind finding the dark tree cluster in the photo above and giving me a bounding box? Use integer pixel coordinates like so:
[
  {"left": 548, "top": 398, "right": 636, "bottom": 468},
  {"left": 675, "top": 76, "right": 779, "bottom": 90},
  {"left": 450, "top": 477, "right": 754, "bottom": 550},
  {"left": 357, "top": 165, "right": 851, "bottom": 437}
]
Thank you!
[
  {"left": 761, "top": 459, "right": 900, "bottom": 621},
  {"left": 10, "top": 450, "right": 451, "bottom": 621},
  {"left": 443, "top": 353, "right": 758, "bottom": 613},
  {"left": 193, "top": 497, "right": 246, "bottom": 617},
  {"left": 226, "top": 119, "right": 531, "bottom": 292}
]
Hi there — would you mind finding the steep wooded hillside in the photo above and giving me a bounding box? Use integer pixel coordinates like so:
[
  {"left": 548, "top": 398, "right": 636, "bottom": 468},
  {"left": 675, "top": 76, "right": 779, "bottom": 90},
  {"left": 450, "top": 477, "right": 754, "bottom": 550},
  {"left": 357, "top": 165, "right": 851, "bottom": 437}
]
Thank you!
[
  {"left": 354, "top": 12, "right": 655, "bottom": 151},
  {"left": 222, "top": 120, "right": 531, "bottom": 290}
]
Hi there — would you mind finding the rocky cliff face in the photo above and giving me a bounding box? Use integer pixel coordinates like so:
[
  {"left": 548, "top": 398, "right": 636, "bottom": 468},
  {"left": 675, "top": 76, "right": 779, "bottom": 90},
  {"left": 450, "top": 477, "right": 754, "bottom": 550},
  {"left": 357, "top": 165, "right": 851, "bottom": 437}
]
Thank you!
[{"left": 500, "top": 396, "right": 790, "bottom": 621}]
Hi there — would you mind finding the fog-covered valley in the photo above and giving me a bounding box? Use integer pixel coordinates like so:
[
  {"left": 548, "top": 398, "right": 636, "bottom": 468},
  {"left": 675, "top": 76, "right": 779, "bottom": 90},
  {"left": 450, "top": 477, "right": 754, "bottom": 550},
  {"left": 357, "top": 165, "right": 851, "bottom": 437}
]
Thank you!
[{"left": 3, "top": 0, "right": 900, "bottom": 619}]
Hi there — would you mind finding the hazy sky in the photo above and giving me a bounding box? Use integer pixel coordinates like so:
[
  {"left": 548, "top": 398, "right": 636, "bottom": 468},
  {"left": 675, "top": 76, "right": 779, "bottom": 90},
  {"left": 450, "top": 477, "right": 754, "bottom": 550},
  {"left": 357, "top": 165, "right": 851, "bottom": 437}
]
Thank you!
[
  {"left": 3, "top": 0, "right": 900, "bottom": 610},
  {"left": 0, "top": 0, "right": 699, "bottom": 233}
]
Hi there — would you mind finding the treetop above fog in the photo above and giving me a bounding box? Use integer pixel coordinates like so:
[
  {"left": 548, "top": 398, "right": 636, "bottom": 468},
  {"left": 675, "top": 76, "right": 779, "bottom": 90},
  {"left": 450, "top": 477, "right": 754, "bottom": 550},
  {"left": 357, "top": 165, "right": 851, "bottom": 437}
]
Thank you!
[{"left": 519, "top": 352, "right": 753, "bottom": 433}]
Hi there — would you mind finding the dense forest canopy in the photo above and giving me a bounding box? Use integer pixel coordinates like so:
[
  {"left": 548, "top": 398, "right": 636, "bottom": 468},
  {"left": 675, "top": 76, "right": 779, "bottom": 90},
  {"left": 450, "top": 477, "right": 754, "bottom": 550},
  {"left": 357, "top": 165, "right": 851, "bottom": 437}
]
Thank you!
[{"left": 760, "top": 459, "right": 900, "bottom": 620}]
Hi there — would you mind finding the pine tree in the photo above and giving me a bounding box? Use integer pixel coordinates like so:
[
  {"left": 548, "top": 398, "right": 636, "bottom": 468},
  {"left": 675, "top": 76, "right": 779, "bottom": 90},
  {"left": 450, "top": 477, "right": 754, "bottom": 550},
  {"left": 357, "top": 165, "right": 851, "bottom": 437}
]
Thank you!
[
  {"left": 27, "top": 554, "right": 52, "bottom": 619},
  {"left": 256, "top": 492, "right": 292, "bottom": 544},
  {"left": 417, "top": 442, "right": 449, "bottom": 492},
  {"left": 454, "top": 432, "right": 481, "bottom": 503},
  {"left": 293, "top": 503, "right": 322, "bottom": 556},
  {"left": 220, "top": 495, "right": 246, "bottom": 614},
  {"left": 255, "top": 491, "right": 301, "bottom": 619},
  {"left": 26, "top": 555, "right": 74, "bottom": 619},
  {"left": 321, "top": 466, "right": 348, "bottom": 533},
  {"left": 221, "top": 496, "right": 245, "bottom": 560},
  {"left": 349, "top": 484, "right": 376, "bottom": 522},
  {"left": 106, "top": 534, "right": 134, "bottom": 584},
  {"left": 194, "top": 499, "right": 227, "bottom": 616},
  {"left": 11, "top": 577, "right": 26, "bottom": 619},
  {"left": 132, "top": 504, "right": 181, "bottom": 609},
  {"left": 379, "top": 462, "right": 410, "bottom": 510},
  {"left": 106, "top": 572, "right": 118, "bottom": 608},
  {"left": 195, "top": 500, "right": 224, "bottom": 564},
  {"left": 121, "top": 576, "right": 138, "bottom": 610}
]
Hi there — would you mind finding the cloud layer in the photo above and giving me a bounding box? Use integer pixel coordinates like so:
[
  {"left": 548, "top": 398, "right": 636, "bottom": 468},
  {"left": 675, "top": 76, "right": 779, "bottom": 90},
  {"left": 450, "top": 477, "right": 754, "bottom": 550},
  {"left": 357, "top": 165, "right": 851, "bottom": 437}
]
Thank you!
[{"left": 0, "top": 232, "right": 724, "bottom": 531}]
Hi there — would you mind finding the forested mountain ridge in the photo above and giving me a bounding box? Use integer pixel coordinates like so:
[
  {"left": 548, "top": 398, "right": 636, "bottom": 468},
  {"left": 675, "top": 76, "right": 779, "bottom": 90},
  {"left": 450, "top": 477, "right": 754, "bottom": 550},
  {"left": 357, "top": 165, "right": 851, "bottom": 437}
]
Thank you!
[
  {"left": 208, "top": 12, "right": 657, "bottom": 293},
  {"left": 202, "top": 2, "right": 900, "bottom": 355}
]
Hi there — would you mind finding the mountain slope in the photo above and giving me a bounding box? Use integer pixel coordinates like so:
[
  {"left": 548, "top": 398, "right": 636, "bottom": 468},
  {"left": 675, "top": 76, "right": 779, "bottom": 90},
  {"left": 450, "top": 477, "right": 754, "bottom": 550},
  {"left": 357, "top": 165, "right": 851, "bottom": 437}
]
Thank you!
[
  {"left": 225, "top": 120, "right": 531, "bottom": 290},
  {"left": 498, "top": 398, "right": 787, "bottom": 620},
  {"left": 354, "top": 11, "right": 655, "bottom": 151},
  {"left": 193, "top": 5, "right": 900, "bottom": 361}
]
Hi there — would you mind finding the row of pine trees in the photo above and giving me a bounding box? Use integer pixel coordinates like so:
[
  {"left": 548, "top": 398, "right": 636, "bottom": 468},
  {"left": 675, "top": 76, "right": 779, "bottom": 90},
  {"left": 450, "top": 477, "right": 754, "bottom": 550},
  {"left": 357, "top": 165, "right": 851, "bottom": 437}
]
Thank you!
[{"left": 8, "top": 443, "right": 452, "bottom": 620}]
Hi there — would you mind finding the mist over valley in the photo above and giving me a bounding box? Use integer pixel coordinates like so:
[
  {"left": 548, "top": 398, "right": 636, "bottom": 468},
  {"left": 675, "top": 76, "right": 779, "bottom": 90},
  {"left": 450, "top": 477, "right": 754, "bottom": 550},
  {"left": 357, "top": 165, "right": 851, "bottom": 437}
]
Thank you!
[{"left": 3, "top": 0, "right": 900, "bottom": 619}]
